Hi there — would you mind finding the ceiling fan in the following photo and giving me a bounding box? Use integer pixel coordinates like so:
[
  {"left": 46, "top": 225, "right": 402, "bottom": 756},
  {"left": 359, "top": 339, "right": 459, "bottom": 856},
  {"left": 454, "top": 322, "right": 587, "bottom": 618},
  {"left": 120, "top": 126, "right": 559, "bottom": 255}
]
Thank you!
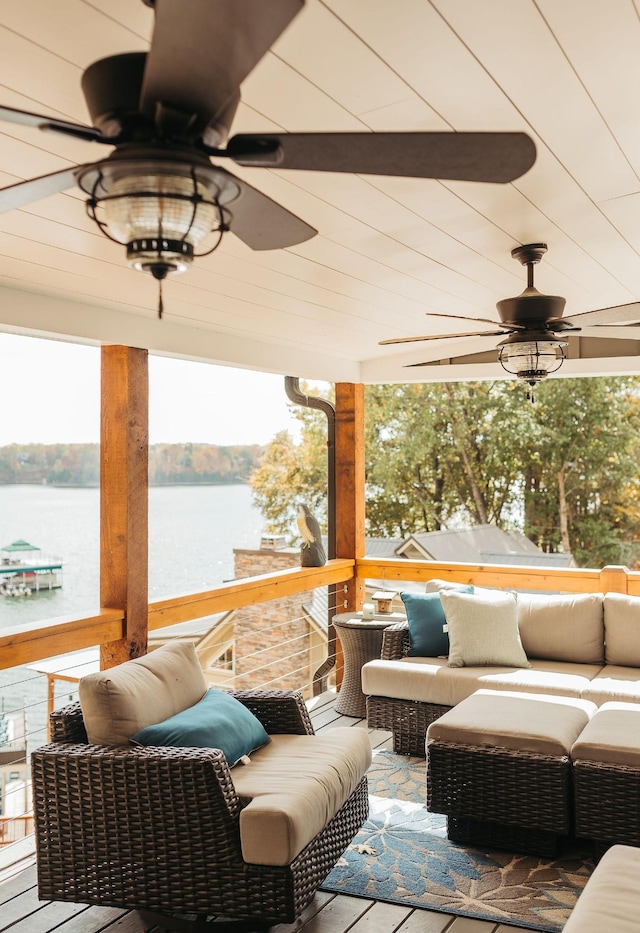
[
  {"left": 0, "top": 0, "right": 537, "bottom": 316},
  {"left": 380, "top": 242, "right": 640, "bottom": 394}
]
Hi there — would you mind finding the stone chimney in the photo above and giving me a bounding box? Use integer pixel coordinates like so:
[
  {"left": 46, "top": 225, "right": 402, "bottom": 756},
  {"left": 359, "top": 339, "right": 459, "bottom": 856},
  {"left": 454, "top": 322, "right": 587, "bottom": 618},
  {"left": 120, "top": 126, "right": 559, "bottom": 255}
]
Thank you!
[{"left": 232, "top": 540, "right": 316, "bottom": 694}]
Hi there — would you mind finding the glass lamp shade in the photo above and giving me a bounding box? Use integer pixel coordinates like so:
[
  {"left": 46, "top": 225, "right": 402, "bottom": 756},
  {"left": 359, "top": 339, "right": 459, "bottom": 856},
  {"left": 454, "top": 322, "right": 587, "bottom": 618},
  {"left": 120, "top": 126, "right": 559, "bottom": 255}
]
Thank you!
[
  {"left": 103, "top": 173, "right": 220, "bottom": 273},
  {"left": 498, "top": 339, "right": 567, "bottom": 385}
]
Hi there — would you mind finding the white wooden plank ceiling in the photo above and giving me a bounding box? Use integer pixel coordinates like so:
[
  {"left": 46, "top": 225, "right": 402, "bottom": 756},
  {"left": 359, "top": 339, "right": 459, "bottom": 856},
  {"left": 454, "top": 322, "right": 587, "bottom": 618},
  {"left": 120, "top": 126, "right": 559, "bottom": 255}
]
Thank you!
[{"left": 1, "top": 0, "right": 640, "bottom": 384}]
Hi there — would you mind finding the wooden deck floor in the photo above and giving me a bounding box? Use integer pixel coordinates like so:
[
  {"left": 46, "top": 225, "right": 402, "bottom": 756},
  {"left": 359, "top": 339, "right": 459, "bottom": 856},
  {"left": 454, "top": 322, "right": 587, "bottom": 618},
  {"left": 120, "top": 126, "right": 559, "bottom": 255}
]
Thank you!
[{"left": 0, "top": 693, "right": 540, "bottom": 933}]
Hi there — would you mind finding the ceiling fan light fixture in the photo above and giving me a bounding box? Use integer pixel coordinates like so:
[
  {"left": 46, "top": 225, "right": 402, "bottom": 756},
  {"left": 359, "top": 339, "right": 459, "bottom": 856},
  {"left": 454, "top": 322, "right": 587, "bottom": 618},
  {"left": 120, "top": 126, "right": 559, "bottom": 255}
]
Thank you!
[
  {"left": 104, "top": 173, "right": 220, "bottom": 274},
  {"left": 498, "top": 338, "right": 567, "bottom": 386},
  {"left": 79, "top": 158, "right": 239, "bottom": 279}
]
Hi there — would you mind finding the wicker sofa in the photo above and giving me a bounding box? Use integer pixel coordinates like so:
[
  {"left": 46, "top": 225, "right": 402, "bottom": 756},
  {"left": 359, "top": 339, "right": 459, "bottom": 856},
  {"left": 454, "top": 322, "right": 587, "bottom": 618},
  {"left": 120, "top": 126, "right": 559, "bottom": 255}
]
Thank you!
[
  {"left": 363, "top": 587, "right": 640, "bottom": 756},
  {"left": 32, "top": 642, "right": 371, "bottom": 931}
]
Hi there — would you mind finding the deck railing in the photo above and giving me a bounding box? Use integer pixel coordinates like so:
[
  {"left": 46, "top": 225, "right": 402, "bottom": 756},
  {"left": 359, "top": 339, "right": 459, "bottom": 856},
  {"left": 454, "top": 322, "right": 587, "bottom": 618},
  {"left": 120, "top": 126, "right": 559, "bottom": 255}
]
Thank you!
[
  {"left": 0, "top": 556, "right": 638, "bottom": 871},
  {"left": 1, "top": 557, "right": 639, "bottom": 676},
  {"left": 0, "top": 816, "right": 33, "bottom": 845}
]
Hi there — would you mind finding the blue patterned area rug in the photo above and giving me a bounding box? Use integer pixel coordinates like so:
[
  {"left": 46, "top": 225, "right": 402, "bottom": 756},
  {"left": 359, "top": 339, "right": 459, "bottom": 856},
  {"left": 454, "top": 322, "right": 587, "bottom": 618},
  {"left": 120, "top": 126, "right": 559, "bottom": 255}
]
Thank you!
[{"left": 322, "top": 750, "right": 594, "bottom": 932}]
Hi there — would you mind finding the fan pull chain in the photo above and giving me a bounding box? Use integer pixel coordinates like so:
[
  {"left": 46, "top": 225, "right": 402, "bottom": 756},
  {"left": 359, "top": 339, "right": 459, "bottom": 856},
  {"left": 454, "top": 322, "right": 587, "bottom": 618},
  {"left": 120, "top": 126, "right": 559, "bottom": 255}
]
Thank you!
[{"left": 158, "top": 279, "right": 164, "bottom": 320}]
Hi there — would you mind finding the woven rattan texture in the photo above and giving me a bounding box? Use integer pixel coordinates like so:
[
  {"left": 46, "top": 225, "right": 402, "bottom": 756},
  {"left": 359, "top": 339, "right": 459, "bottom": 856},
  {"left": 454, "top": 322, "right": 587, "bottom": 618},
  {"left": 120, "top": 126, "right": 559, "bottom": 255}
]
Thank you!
[
  {"left": 574, "top": 760, "right": 640, "bottom": 848},
  {"left": 34, "top": 690, "right": 368, "bottom": 923},
  {"left": 380, "top": 622, "right": 410, "bottom": 660},
  {"left": 50, "top": 702, "right": 87, "bottom": 743},
  {"left": 366, "top": 621, "right": 450, "bottom": 756},
  {"left": 367, "top": 695, "right": 449, "bottom": 756},
  {"left": 427, "top": 741, "right": 572, "bottom": 855},
  {"left": 333, "top": 619, "right": 393, "bottom": 718}
]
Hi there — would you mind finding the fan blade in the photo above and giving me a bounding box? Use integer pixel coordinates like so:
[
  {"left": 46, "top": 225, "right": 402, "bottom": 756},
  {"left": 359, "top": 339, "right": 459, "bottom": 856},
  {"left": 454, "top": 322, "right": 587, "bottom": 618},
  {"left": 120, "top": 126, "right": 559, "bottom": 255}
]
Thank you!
[
  {"left": 426, "top": 310, "right": 526, "bottom": 329},
  {"left": 141, "top": 0, "right": 304, "bottom": 129},
  {"left": 407, "top": 348, "right": 497, "bottom": 368},
  {"left": 562, "top": 301, "right": 640, "bottom": 328},
  {"left": 0, "top": 167, "right": 85, "bottom": 214},
  {"left": 380, "top": 329, "right": 511, "bottom": 346},
  {"left": 227, "top": 131, "right": 536, "bottom": 182},
  {"left": 228, "top": 175, "right": 316, "bottom": 250},
  {"left": 577, "top": 325, "right": 640, "bottom": 340},
  {"left": 0, "top": 105, "right": 106, "bottom": 143}
]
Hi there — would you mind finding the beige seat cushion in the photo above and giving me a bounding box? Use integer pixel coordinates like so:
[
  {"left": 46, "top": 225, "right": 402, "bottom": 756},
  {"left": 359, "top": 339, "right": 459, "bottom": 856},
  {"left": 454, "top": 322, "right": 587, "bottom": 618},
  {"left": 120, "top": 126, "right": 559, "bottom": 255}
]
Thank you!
[
  {"left": 581, "top": 666, "right": 640, "bottom": 706},
  {"left": 517, "top": 592, "right": 604, "bottom": 664},
  {"left": 362, "top": 657, "right": 601, "bottom": 708},
  {"left": 604, "top": 593, "right": 640, "bottom": 666},
  {"left": 427, "top": 689, "right": 596, "bottom": 756},
  {"left": 232, "top": 728, "right": 372, "bottom": 866},
  {"left": 78, "top": 641, "right": 207, "bottom": 745},
  {"left": 571, "top": 701, "right": 640, "bottom": 766},
  {"left": 563, "top": 844, "right": 640, "bottom": 933}
]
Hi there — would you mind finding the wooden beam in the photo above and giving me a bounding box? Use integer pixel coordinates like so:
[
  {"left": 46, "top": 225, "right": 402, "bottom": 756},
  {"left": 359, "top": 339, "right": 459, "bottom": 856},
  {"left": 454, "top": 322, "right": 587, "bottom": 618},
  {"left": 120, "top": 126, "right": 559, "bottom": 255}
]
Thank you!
[
  {"left": 334, "top": 383, "right": 365, "bottom": 689},
  {"left": 355, "top": 557, "right": 618, "bottom": 594},
  {"left": 599, "top": 565, "right": 630, "bottom": 594},
  {"left": 0, "top": 564, "right": 354, "bottom": 672},
  {"left": 100, "top": 346, "right": 149, "bottom": 668},
  {"left": 335, "top": 383, "right": 365, "bottom": 613},
  {"left": 0, "top": 609, "right": 124, "bottom": 669},
  {"left": 148, "top": 560, "right": 355, "bottom": 628}
]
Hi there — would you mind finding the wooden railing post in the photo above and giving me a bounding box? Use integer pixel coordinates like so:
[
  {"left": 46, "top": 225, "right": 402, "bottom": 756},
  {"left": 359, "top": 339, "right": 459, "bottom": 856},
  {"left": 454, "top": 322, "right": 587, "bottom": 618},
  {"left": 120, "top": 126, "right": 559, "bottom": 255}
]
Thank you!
[
  {"left": 599, "top": 565, "right": 630, "bottom": 594},
  {"left": 335, "top": 383, "right": 365, "bottom": 687},
  {"left": 100, "top": 346, "right": 149, "bottom": 668}
]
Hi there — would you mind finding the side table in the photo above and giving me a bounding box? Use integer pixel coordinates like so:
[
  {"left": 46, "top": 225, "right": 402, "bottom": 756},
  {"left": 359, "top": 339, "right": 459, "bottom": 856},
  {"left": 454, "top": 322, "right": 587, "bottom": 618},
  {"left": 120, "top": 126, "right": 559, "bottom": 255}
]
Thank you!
[{"left": 333, "top": 612, "right": 403, "bottom": 718}]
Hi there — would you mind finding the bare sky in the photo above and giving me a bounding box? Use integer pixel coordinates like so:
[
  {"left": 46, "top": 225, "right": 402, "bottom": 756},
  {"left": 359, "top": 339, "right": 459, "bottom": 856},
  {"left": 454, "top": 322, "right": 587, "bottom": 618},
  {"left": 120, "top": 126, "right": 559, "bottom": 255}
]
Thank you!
[{"left": 0, "top": 332, "right": 302, "bottom": 447}]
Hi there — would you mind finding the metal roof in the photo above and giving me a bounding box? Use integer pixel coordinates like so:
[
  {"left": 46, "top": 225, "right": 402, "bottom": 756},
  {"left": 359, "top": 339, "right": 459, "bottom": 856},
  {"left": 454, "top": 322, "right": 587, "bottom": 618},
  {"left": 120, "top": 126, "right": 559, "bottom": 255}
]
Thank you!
[{"left": 395, "top": 524, "right": 574, "bottom": 567}]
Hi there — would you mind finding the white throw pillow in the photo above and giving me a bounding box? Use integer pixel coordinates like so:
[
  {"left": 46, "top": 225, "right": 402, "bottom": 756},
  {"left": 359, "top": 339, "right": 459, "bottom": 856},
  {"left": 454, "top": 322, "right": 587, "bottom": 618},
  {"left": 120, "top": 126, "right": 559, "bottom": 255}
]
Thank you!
[{"left": 440, "top": 589, "right": 530, "bottom": 669}]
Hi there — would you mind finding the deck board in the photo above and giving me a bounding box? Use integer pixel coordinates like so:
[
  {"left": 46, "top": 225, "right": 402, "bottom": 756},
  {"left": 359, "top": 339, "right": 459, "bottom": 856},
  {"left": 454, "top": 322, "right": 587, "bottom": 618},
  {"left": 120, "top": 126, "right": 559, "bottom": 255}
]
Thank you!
[{"left": 0, "top": 692, "right": 542, "bottom": 933}]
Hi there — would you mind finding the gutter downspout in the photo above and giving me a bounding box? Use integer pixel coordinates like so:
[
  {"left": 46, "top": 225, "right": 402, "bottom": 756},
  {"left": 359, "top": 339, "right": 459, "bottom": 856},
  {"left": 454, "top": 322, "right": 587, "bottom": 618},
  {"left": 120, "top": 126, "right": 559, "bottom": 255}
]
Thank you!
[{"left": 284, "top": 377, "right": 336, "bottom": 695}]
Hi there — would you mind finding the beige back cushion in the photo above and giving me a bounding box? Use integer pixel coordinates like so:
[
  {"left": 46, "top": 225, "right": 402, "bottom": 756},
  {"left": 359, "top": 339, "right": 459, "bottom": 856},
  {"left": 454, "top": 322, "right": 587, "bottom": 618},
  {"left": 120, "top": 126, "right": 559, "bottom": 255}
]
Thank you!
[
  {"left": 79, "top": 641, "right": 207, "bottom": 745},
  {"left": 517, "top": 592, "right": 604, "bottom": 664},
  {"left": 604, "top": 593, "right": 640, "bottom": 667}
]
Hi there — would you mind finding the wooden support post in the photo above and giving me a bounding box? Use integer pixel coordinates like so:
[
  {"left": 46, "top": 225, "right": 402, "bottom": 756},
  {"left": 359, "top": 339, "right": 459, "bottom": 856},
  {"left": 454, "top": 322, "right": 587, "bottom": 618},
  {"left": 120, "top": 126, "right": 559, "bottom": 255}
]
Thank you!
[
  {"left": 599, "top": 565, "right": 630, "bottom": 595},
  {"left": 100, "top": 346, "right": 149, "bottom": 669},
  {"left": 334, "top": 383, "right": 365, "bottom": 687}
]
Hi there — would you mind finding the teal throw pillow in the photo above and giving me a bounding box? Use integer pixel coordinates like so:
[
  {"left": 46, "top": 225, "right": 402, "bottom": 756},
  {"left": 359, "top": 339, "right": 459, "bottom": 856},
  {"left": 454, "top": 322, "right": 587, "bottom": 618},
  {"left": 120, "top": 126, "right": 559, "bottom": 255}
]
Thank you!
[
  {"left": 402, "top": 587, "right": 474, "bottom": 657},
  {"left": 131, "top": 688, "right": 270, "bottom": 766}
]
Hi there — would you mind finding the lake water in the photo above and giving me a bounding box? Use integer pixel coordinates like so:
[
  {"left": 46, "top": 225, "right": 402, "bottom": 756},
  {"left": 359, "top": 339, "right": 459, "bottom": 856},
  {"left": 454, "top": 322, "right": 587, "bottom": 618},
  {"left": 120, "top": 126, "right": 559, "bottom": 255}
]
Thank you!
[
  {"left": 0, "top": 483, "right": 267, "bottom": 759},
  {"left": 0, "top": 483, "right": 266, "bottom": 627}
]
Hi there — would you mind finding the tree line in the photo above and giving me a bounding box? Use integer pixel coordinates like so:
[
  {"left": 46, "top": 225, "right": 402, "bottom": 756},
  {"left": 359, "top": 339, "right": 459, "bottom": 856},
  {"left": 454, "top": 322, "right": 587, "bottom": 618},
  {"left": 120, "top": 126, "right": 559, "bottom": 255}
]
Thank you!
[
  {"left": 0, "top": 442, "right": 263, "bottom": 486},
  {"left": 250, "top": 377, "right": 640, "bottom": 569}
]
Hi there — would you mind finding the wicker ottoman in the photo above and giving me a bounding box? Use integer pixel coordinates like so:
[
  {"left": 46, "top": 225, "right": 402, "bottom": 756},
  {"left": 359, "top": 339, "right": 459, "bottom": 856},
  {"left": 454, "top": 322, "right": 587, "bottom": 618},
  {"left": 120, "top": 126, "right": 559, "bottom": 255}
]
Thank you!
[
  {"left": 573, "top": 701, "right": 640, "bottom": 850},
  {"left": 427, "top": 689, "right": 596, "bottom": 856}
]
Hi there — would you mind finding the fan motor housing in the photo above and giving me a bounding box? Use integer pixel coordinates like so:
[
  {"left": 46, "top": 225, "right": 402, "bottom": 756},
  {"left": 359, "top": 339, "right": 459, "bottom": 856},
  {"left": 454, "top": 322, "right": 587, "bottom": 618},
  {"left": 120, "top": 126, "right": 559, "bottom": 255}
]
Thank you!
[
  {"left": 82, "top": 53, "right": 148, "bottom": 138},
  {"left": 497, "top": 287, "right": 567, "bottom": 327}
]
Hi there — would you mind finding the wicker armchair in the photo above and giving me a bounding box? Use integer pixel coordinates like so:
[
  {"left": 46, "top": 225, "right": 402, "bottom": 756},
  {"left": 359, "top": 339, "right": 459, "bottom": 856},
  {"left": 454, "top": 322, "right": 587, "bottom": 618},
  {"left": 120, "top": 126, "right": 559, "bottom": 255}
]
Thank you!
[
  {"left": 365, "top": 621, "right": 451, "bottom": 756},
  {"left": 32, "top": 689, "right": 369, "bottom": 932}
]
